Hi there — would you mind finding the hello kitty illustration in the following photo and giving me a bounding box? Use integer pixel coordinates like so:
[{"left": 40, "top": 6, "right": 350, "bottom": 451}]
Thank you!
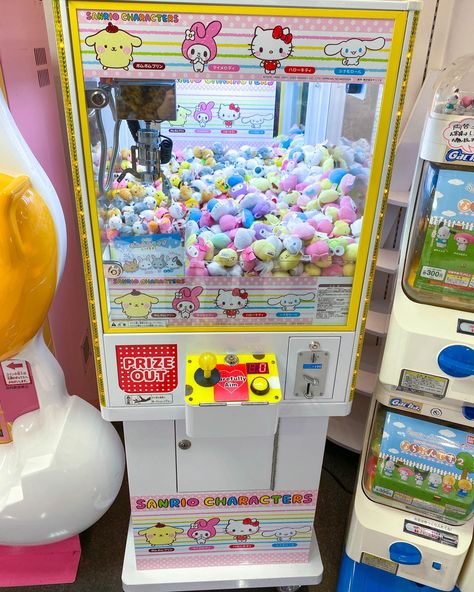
[
  {"left": 217, "top": 103, "right": 241, "bottom": 128},
  {"left": 172, "top": 286, "right": 203, "bottom": 318},
  {"left": 187, "top": 517, "right": 220, "bottom": 545},
  {"left": 215, "top": 288, "right": 248, "bottom": 318},
  {"left": 225, "top": 518, "right": 259, "bottom": 542},
  {"left": 194, "top": 101, "right": 215, "bottom": 127},
  {"left": 250, "top": 25, "right": 294, "bottom": 75},
  {"left": 181, "top": 21, "right": 222, "bottom": 73}
]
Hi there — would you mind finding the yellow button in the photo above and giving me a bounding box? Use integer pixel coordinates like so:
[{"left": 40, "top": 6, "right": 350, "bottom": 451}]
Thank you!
[{"left": 251, "top": 376, "right": 270, "bottom": 396}]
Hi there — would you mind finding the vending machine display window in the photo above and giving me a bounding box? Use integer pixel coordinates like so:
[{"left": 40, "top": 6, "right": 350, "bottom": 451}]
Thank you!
[
  {"left": 403, "top": 163, "right": 474, "bottom": 312},
  {"left": 364, "top": 403, "right": 474, "bottom": 526}
]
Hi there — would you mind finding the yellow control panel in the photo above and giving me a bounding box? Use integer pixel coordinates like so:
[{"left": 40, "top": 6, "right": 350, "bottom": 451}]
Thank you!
[{"left": 185, "top": 353, "right": 282, "bottom": 406}]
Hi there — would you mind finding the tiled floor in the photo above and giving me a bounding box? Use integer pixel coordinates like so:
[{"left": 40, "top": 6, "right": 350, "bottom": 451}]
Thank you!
[{"left": 6, "top": 439, "right": 359, "bottom": 592}]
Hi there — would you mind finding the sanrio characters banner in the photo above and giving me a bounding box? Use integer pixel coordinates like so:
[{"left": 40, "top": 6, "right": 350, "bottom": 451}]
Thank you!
[
  {"left": 72, "top": 6, "right": 396, "bottom": 84},
  {"left": 162, "top": 79, "right": 277, "bottom": 150},
  {"left": 132, "top": 489, "right": 316, "bottom": 569}
]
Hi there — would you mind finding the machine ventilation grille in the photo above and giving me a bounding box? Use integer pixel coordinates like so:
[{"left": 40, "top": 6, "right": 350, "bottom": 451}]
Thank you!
[
  {"left": 37, "top": 68, "right": 50, "bottom": 88},
  {"left": 34, "top": 47, "right": 47, "bottom": 66}
]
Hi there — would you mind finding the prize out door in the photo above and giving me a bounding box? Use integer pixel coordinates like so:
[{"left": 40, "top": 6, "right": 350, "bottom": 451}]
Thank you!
[{"left": 175, "top": 421, "right": 275, "bottom": 492}]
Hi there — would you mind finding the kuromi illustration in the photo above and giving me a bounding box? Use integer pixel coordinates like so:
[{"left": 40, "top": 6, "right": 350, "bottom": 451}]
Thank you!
[
  {"left": 262, "top": 526, "right": 312, "bottom": 542},
  {"left": 172, "top": 286, "right": 203, "bottom": 318},
  {"left": 250, "top": 25, "right": 294, "bottom": 74},
  {"left": 194, "top": 101, "right": 215, "bottom": 127},
  {"left": 324, "top": 37, "right": 385, "bottom": 66},
  {"left": 85, "top": 22, "right": 142, "bottom": 70},
  {"left": 267, "top": 292, "right": 315, "bottom": 311},
  {"left": 241, "top": 113, "right": 273, "bottom": 129},
  {"left": 225, "top": 518, "right": 259, "bottom": 542},
  {"left": 114, "top": 289, "right": 158, "bottom": 318},
  {"left": 181, "top": 21, "right": 222, "bottom": 72},
  {"left": 215, "top": 288, "right": 248, "bottom": 318},
  {"left": 187, "top": 518, "right": 220, "bottom": 545},
  {"left": 138, "top": 523, "right": 184, "bottom": 546},
  {"left": 217, "top": 103, "right": 241, "bottom": 128}
]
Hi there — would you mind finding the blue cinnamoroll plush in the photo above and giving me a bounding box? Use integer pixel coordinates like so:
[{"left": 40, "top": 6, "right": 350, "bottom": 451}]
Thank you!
[
  {"left": 283, "top": 236, "right": 303, "bottom": 254},
  {"left": 210, "top": 200, "right": 232, "bottom": 222},
  {"left": 234, "top": 228, "right": 255, "bottom": 250},
  {"left": 239, "top": 193, "right": 260, "bottom": 210}
]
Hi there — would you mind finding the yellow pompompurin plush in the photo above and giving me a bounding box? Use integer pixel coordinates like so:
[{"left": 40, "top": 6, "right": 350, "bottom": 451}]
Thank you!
[{"left": 85, "top": 22, "right": 142, "bottom": 70}]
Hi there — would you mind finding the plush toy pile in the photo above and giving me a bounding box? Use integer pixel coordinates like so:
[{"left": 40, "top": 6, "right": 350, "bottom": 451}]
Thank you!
[{"left": 97, "top": 135, "right": 370, "bottom": 278}]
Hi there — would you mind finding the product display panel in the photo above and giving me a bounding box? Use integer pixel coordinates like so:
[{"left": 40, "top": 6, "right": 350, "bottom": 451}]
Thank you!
[
  {"left": 67, "top": 4, "right": 403, "bottom": 333},
  {"left": 364, "top": 404, "right": 474, "bottom": 526},
  {"left": 404, "top": 162, "right": 474, "bottom": 312}
]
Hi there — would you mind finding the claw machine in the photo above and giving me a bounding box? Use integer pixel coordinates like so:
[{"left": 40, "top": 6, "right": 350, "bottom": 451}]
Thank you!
[{"left": 47, "top": 0, "right": 420, "bottom": 589}]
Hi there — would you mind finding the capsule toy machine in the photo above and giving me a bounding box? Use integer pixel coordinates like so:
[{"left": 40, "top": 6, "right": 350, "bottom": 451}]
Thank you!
[
  {"left": 338, "top": 56, "right": 474, "bottom": 592},
  {"left": 49, "top": 0, "right": 419, "bottom": 589}
]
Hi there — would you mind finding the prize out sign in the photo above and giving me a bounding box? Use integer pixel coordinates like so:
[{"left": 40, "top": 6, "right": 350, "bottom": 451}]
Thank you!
[{"left": 116, "top": 345, "right": 178, "bottom": 393}]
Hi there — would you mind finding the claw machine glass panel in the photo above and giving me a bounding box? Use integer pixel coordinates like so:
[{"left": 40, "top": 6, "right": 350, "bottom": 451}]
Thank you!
[{"left": 67, "top": 4, "right": 408, "bottom": 333}]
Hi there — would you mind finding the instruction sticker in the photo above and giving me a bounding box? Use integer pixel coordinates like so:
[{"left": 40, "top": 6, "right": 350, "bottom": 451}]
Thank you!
[
  {"left": 360, "top": 552, "right": 398, "bottom": 574},
  {"left": 124, "top": 394, "right": 173, "bottom": 405},
  {"left": 1, "top": 360, "right": 32, "bottom": 388},
  {"left": 404, "top": 519, "right": 458, "bottom": 548},
  {"left": 398, "top": 369, "right": 448, "bottom": 398}
]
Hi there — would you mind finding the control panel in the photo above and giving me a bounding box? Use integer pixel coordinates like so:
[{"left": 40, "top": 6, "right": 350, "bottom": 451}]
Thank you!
[{"left": 185, "top": 352, "right": 282, "bottom": 406}]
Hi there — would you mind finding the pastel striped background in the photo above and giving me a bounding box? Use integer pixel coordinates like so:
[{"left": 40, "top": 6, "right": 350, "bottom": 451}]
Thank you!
[
  {"left": 76, "top": 9, "right": 394, "bottom": 83},
  {"left": 132, "top": 490, "right": 317, "bottom": 569},
  {"left": 109, "top": 276, "right": 321, "bottom": 327}
]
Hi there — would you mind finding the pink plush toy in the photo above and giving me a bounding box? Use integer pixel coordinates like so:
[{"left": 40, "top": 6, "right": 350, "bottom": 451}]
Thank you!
[
  {"left": 338, "top": 196, "right": 357, "bottom": 223},
  {"left": 240, "top": 245, "right": 257, "bottom": 273},
  {"left": 279, "top": 174, "right": 298, "bottom": 192},
  {"left": 306, "top": 240, "right": 330, "bottom": 262},
  {"left": 187, "top": 237, "right": 210, "bottom": 276}
]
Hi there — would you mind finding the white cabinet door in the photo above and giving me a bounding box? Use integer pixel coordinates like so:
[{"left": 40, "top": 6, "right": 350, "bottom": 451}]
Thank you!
[{"left": 176, "top": 420, "right": 275, "bottom": 492}]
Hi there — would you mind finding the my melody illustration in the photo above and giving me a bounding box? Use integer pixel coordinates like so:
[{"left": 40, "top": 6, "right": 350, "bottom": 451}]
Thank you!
[{"left": 137, "top": 517, "right": 312, "bottom": 548}]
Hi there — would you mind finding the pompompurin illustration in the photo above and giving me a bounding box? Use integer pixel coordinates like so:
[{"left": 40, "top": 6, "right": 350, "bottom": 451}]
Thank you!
[
  {"left": 187, "top": 517, "right": 220, "bottom": 544},
  {"left": 250, "top": 25, "right": 294, "bottom": 74},
  {"left": 194, "top": 101, "right": 215, "bottom": 127},
  {"left": 172, "top": 286, "right": 203, "bottom": 319},
  {"left": 324, "top": 37, "right": 385, "bottom": 66},
  {"left": 168, "top": 105, "right": 192, "bottom": 127},
  {"left": 215, "top": 288, "right": 248, "bottom": 318},
  {"left": 85, "top": 22, "right": 142, "bottom": 70},
  {"left": 225, "top": 518, "right": 260, "bottom": 542},
  {"left": 114, "top": 290, "right": 158, "bottom": 319},
  {"left": 138, "top": 522, "right": 184, "bottom": 546},
  {"left": 217, "top": 103, "right": 241, "bottom": 128},
  {"left": 181, "top": 21, "right": 222, "bottom": 73}
]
